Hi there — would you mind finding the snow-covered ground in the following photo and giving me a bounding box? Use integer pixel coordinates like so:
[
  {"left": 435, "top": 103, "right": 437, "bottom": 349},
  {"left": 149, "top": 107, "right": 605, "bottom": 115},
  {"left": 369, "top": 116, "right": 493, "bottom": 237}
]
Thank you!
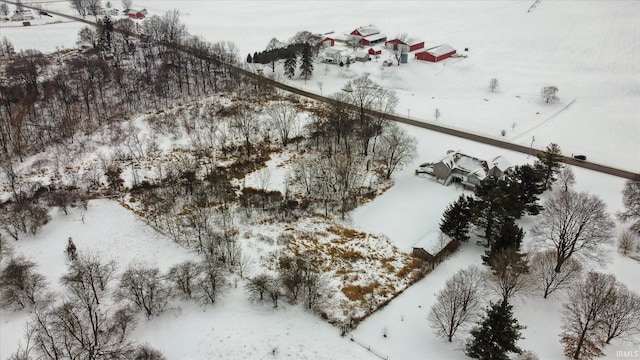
[
  {"left": 3, "top": 1, "right": 638, "bottom": 171},
  {"left": 1, "top": 0, "right": 639, "bottom": 359}
]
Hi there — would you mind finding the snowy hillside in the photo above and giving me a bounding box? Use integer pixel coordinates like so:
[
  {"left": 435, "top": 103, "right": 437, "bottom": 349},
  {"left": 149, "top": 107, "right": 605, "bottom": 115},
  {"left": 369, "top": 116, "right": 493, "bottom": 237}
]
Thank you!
[{"left": 1, "top": 1, "right": 639, "bottom": 360}]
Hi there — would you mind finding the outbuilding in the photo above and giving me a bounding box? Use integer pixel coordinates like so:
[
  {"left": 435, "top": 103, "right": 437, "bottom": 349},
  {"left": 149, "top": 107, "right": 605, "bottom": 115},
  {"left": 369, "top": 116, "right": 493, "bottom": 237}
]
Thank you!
[
  {"left": 368, "top": 47, "right": 382, "bottom": 56},
  {"left": 385, "top": 38, "right": 425, "bottom": 52},
  {"left": 361, "top": 33, "right": 387, "bottom": 46},
  {"left": 352, "top": 51, "right": 370, "bottom": 62},
  {"left": 350, "top": 25, "right": 380, "bottom": 38},
  {"left": 319, "top": 37, "right": 335, "bottom": 48},
  {"left": 415, "top": 44, "right": 456, "bottom": 62}
]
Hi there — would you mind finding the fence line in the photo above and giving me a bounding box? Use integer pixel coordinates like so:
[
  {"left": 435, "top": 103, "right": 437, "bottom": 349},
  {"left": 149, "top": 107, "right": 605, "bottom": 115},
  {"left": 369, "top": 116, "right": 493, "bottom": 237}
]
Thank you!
[{"left": 346, "top": 332, "right": 390, "bottom": 360}]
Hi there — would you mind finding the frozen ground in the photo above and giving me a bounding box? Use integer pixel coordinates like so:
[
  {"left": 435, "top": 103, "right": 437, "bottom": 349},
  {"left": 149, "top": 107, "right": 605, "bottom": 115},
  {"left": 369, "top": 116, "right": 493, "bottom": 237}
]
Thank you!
[
  {"left": 3, "top": 1, "right": 638, "bottom": 171},
  {"left": 1, "top": 0, "right": 639, "bottom": 359}
]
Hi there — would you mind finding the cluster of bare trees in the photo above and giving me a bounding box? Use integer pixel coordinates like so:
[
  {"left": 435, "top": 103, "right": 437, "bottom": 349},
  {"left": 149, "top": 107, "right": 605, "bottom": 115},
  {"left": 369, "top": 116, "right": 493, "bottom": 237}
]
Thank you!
[
  {"left": 165, "top": 259, "right": 228, "bottom": 305},
  {"left": 287, "top": 75, "right": 415, "bottom": 217},
  {"left": 2, "top": 252, "right": 166, "bottom": 360},
  {"left": 246, "top": 254, "right": 327, "bottom": 311},
  {"left": 0, "top": 11, "right": 240, "bottom": 164},
  {"left": 560, "top": 272, "right": 640, "bottom": 360}
]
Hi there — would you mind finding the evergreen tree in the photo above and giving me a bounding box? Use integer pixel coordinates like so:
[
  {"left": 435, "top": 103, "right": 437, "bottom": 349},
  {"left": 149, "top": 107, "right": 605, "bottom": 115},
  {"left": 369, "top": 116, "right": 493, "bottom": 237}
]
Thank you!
[
  {"left": 299, "top": 43, "right": 313, "bottom": 81},
  {"left": 246, "top": 53, "right": 252, "bottom": 63},
  {"left": 439, "top": 195, "right": 474, "bottom": 242},
  {"left": 96, "top": 15, "right": 113, "bottom": 51},
  {"left": 534, "top": 143, "right": 563, "bottom": 190},
  {"left": 466, "top": 301, "right": 525, "bottom": 360},
  {"left": 284, "top": 51, "right": 297, "bottom": 79},
  {"left": 253, "top": 51, "right": 259, "bottom": 63},
  {"left": 509, "top": 164, "right": 545, "bottom": 215},
  {"left": 482, "top": 218, "right": 524, "bottom": 266},
  {"left": 472, "top": 177, "right": 524, "bottom": 246}
]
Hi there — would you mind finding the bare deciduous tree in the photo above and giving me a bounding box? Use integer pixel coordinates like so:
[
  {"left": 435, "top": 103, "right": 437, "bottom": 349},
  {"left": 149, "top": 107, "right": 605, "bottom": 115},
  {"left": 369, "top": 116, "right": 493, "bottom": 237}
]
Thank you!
[
  {"left": 196, "top": 259, "right": 227, "bottom": 304},
  {"left": 30, "top": 301, "right": 136, "bottom": 360},
  {"left": 598, "top": 282, "right": 640, "bottom": 344},
  {"left": 61, "top": 252, "right": 116, "bottom": 307},
  {"left": 230, "top": 105, "right": 259, "bottom": 157},
  {"left": 529, "top": 250, "right": 582, "bottom": 299},
  {"left": 541, "top": 86, "right": 559, "bottom": 103},
  {"left": 266, "top": 101, "right": 298, "bottom": 147},
  {"left": 489, "top": 78, "right": 499, "bottom": 92},
  {"left": 0, "top": 256, "right": 48, "bottom": 309},
  {"left": 558, "top": 166, "right": 576, "bottom": 193},
  {"left": 121, "top": 0, "right": 132, "bottom": 10},
  {"left": 375, "top": 123, "right": 417, "bottom": 179},
  {"left": 484, "top": 249, "right": 532, "bottom": 303},
  {"left": 428, "top": 265, "right": 485, "bottom": 342},
  {"left": 531, "top": 190, "right": 615, "bottom": 273},
  {"left": 115, "top": 263, "right": 171, "bottom": 318},
  {"left": 560, "top": 272, "right": 617, "bottom": 360},
  {"left": 617, "top": 230, "right": 639, "bottom": 256},
  {"left": 0, "top": 235, "right": 13, "bottom": 263},
  {"left": 70, "top": 0, "right": 88, "bottom": 16},
  {"left": 166, "top": 260, "right": 200, "bottom": 299},
  {"left": 618, "top": 180, "right": 640, "bottom": 234},
  {"left": 246, "top": 273, "right": 279, "bottom": 307},
  {"left": 391, "top": 33, "right": 408, "bottom": 66}
]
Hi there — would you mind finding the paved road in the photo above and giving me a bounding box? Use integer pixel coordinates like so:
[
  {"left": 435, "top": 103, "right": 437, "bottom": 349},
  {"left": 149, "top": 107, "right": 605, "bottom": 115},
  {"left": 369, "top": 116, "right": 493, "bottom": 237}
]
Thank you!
[{"left": 8, "top": 0, "right": 639, "bottom": 181}]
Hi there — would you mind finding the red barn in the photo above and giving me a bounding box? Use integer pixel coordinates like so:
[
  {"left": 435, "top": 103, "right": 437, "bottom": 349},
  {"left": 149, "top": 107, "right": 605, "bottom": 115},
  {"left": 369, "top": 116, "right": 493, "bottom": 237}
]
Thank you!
[
  {"left": 361, "top": 33, "right": 387, "bottom": 46},
  {"left": 350, "top": 25, "right": 380, "bottom": 37},
  {"left": 385, "top": 38, "right": 424, "bottom": 52},
  {"left": 415, "top": 44, "right": 456, "bottom": 62}
]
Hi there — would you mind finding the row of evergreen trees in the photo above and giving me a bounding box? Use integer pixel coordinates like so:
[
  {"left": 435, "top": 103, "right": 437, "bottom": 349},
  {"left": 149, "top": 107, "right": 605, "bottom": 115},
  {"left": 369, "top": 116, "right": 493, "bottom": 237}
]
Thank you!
[{"left": 247, "top": 43, "right": 314, "bottom": 80}]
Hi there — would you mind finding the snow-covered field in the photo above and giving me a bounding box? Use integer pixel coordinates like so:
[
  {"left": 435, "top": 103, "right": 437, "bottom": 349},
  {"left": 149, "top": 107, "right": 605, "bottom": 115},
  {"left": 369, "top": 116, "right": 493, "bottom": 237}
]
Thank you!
[{"left": 1, "top": 1, "right": 639, "bottom": 359}]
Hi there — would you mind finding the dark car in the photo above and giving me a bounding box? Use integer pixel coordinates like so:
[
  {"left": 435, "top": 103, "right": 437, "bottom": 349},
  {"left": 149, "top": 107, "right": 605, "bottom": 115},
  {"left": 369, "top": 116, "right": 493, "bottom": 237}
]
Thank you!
[
  {"left": 39, "top": 10, "right": 52, "bottom": 17},
  {"left": 573, "top": 154, "right": 587, "bottom": 161}
]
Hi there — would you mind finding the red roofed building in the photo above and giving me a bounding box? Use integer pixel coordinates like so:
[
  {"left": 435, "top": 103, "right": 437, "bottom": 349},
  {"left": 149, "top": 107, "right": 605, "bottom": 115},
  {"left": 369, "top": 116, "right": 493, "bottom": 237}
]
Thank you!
[
  {"left": 415, "top": 44, "right": 456, "bottom": 62},
  {"left": 368, "top": 47, "right": 382, "bottom": 56},
  {"left": 350, "top": 25, "right": 380, "bottom": 37},
  {"left": 385, "top": 38, "right": 425, "bottom": 52},
  {"left": 319, "top": 37, "right": 335, "bottom": 48}
]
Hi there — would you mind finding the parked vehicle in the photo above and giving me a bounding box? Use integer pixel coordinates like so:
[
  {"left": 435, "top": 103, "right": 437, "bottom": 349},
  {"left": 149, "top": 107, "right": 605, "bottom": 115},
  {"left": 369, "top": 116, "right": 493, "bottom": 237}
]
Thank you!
[{"left": 573, "top": 154, "right": 587, "bottom": 161}]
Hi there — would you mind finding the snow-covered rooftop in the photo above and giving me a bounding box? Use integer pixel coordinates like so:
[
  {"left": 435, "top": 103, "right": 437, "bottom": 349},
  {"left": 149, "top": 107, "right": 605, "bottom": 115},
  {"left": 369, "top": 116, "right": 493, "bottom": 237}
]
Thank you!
[
  {"left": 426, "top": 44, "right": 456, "bottom": 57},
  {"left": 412, "top": 231, "right": 448, "bottom": 255},
  {"left": 363, "top": 33, "right": 387, "bottom": 42},
  {"left": 352, "top": 25, "right": 380, "bottom": 37},
  {"left": 490, "top": 155, "right": 512, "bottom": 172}
]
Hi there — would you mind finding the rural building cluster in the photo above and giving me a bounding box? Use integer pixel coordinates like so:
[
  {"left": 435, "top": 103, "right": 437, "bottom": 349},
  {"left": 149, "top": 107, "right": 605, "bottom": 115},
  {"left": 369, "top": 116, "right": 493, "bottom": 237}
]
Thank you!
[{"left": 318, "top": 24, "right": 457, "bottom": 65}]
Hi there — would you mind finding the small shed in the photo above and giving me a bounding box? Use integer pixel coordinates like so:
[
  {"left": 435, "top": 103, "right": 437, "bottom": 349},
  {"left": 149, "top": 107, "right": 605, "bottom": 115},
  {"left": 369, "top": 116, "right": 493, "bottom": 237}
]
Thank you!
[
  {"left": 412, "top": 231, "right": 448, "bottom": 262},
  {"left": 368, "top": 47, "right": 382, "bottom": 56},
  {"left": 415, "top": 44, "right": 456, "bottom": 62}
]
